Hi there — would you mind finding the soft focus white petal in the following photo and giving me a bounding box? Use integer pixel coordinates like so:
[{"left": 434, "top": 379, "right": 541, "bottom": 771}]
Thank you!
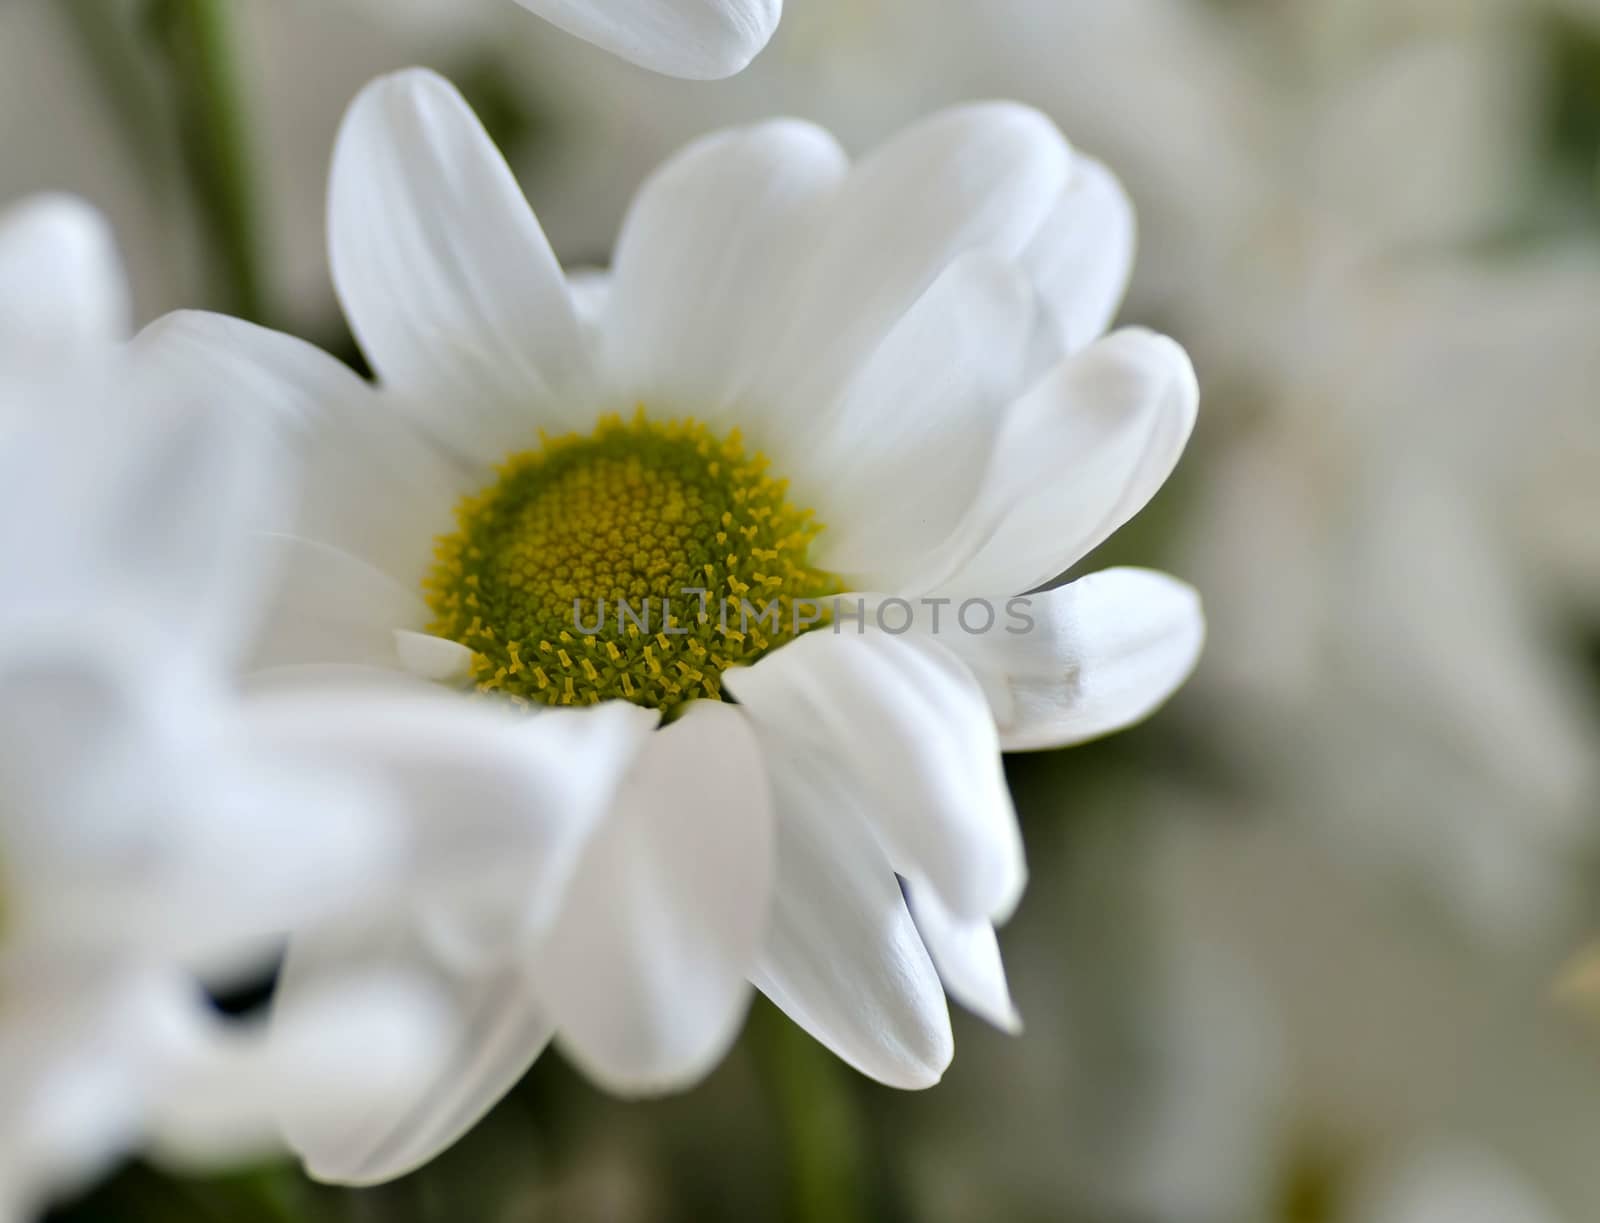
[
  {"left": 394, "top": 631, "right": 475, "bottom": 683},
  {"left": 749, "top": 755, "right": 952, "bottom": 1089},
  {"left": 243, "top": 692, "right": 657, "bottom": 928},
  {"left": 0, "top": 632, "right": 396, "bottom": 966},
  {"left": 0, "top": 969, "right": 183, "bottom": 1219},
  {"left": 1022, "top": 155, "right": 1136, "bottom": 357},
  {"left": 272, "top": 915, "right": 552, "bottom": 1186},
  {"left": 804, "top": 253, "right": 1035, "bottom": 584},
  {"left": 134, "top": 309, "right": 362, "bottom": 443},
  {"left": 0, "top": 348, "right": 290, "bottom": 668},
  {"left": 244, "top": 663, "right": 449, "bottom": 699},
  {"left": 940, "top": 569, "right": 1205, "bottom": 752},
  {"left": 149, "top": 975, "right": 453, "bottom": 1171},
  {"left": 919, "top": 328, "right": 1199, "bottom": 598},
  {"left": 0, "top": 193, "right": 129, "bottom": 357},
  {"left": 135, "top": 309, "right": 475, "bottom": 586},
  {"left": 330, "top": 69, "right": 590, "bottom": 457},
  {"left": 755, "top": 103, "right": 1070, "bottom": 425},
  {"left": 727, "top": 631, "right": 1023, "bottom": 923},
  {"left": 543, "top": 701, "right": 771, "bottom": 1094},
  {"left": 249, "top": 535, "right": 428, "bottom": 672},
  {"left": 905, "top": 884, "right": 1021, "bottom": 1035},
  {"left": 514, "top": 0, "right": 780, "bottom": 79},
  {"left": 602, "top": 118, "right": 846, "bottom": 421}
]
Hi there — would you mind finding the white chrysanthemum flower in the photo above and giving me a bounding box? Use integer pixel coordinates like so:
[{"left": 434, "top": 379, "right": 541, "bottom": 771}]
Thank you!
[
  {"left": 0, "top": 195, "right": 478, "bottom": 1218},
  {"left": 155, "top": 68, "right": 1203, "bottom": 1183}
]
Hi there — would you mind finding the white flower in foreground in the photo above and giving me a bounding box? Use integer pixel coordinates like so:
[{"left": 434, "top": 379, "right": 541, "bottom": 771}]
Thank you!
[
  {"left": 156, "top": 68, "right": 1203, "bottom": 1183},
  {"left": 0, "top": 196, "right": 466, "bottom": 1219}
]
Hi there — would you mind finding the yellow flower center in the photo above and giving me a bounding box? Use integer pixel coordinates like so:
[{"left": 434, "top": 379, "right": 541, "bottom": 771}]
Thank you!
[{"left": 425, "top": 410, "right": 842, "bottom": 713}]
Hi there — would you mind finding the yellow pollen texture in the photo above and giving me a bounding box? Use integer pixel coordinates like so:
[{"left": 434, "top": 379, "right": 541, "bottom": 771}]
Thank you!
[{"left": 425, "top": 410, "right": 842, "bottom": 712}]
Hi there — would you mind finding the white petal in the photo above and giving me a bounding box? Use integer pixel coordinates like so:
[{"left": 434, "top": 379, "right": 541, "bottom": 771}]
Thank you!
[
  {"left": 134, "top": 309, "right": 363, "bottom": 444},
  {"left": 0, "top": 969, "right": 199, "bottom": 1216},
  {"left": 150, "top": 975, "right": 453, "bottom": 1171},
  {"left": 804, "top": 253, "right": 1035, "bottom": 584},
  {"left": 749, "top": 759, "right": 951, "bottom": 1089},
  {"left": 249, "top": 535, "right": 427, "bottom": 672},
  {"left": 245, "top": 663, "right": 448, "bottom": 698},
  {"left": 905, "top": 883, "right": 1021, "bottom": 1035},
  {"left": 0, "top": 194, "right": 129, "bottom": 356},
  {"left": 755, "top": 103, "right": 1070, "bottom": 427},
  {"left": 135, "top": 309, "right": 475, "bottom": 587},
  {"left": 0, "top": 638, "right": 399, "bottom": 967},
  {"left": 543, "top": 701, "right": 771, "bottom": 1095},
  {"left": 3, "top": 339, "right": 292, "bottom": 666},
  {"left": 243, "top": 691, "right": 658, "bottom": 932},
  {"left": 941, "top": 569, "right": 1205, "bottom": 752},
  {"left": 1022, "top": 156, "right": 1136, "bottom": 357},
  {"left": 917, "top": 329, "right": 1199, "bottom": 598},
  {"left": 330, "top": 69, "right": 590, "bottom": 459},
  {"left": 602, "top": 119, "right": 847, "bottom": 423},
  {"left": 513, "top": 0, "right": 779, "bottom": 79},
  {"left": 726, "top": 631, "right": 1023, "bottom": 923},
  {"left": 273, "top": 914, "right": 552, "bottom": 1186},
  {"left": 395, "top": 631, "right": 474, "bottom": 683}
]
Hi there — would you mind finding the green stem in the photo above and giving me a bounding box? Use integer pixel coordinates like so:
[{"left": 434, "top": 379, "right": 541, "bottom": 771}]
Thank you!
[
  {"left": 158, "top": 0, "right": 269, "bottom": 322},
  {"left": 756, "top": 1004, "right": 873, "bottom": 1223}
]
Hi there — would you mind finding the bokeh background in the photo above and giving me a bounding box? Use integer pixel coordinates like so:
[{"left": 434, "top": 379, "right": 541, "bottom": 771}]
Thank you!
[{"left": 5, "top": 0, "right": 1600, "bottom": 1219}]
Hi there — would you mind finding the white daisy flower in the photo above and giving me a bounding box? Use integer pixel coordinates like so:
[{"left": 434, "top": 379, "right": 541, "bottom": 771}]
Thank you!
[
  {"left": 0, "top": 195, "right": 502, "bottom": 1217},
  {"left": 156, "top": 68, "right": 1203, "bottom": 1184}
]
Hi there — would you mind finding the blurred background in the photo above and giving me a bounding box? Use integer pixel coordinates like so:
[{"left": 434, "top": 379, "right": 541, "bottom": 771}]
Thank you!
[{"left": 5, "top": 0, "right": 1600, "bottom": 1219}]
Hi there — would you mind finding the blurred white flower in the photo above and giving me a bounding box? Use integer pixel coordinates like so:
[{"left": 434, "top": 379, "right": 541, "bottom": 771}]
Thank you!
[
  {"left": 1154, "top": 802, "right": 1600, "bottom": 1221},
  {"left": 348, "top": 0, "right": 779, "bottom": 77},
  {"left": 0, "top": 195, "right": 463, "bottom": 1219},
  {"left": 155, "top": 68, "right": 1204, "bottom": 1183},
  {"left": 1349, "top": 1143, "right": 1564, "bottom": 1223}
]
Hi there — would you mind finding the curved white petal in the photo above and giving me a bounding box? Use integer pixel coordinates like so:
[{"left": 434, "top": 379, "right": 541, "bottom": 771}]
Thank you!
[
  {"left": 0, "top": 634, "right": 397, "bottom": 967},
  {"left": 134, "top": 310, "right": 363, "bottom": 446},
  {"left": 249, "top": 535, "right": 427, "bottom": 672},
  {"left": 330, "top": 69, "right": 590, "bottom": 459},
  {"left": 394, "top": 631, "right": 475, "bottom": 683},
  {"left": 917, "top": 329, "right": 1199, "bottom": 599},
  {"left": 259, "top": 697, "right": 657, "bottom": 1181},
  {"left": 543, "top": 701, "right": 771, "bottom": 1094},
  {"left": 940, "top": 569, "right": 1205, "bottom": 752},
  {"left": 805, "top": 253, "right": 1035, "bottom": 584},
  {"left": 272, "top": 914, "right": 552, "bottom": 1186},
  {"left": 602, "top": 118, "right": 847, "bottom": 424},
  {"left": 150, "top": 974, "right": 453, "bottom": 1172},
  {"left": 749, "top": 754, "right": 952, "bottom": 1089},
  {"left": 135, "top": 309, "right": 475, "bottom": 587},
  {"left": 514, "top": 0, "right": 780, "bottom": 80},
  {"left": 3, "top": 340, "right": 292, "bottom": 667},
  {"left": 755, "top": 103, "right": 1071, "bottom": 428},
  {"left": 1022, "top": 155, "right": 1136, "bottom": 359},
  {"left": 726, "top": 630, "right": 1023, "bottom": 924},
  {"left": 905, "top": 883, "right": 1021, "bottom": 1035},
  {"left": 0, "top": 193, "right": 129, "bottom": 357},
  {"left": 243, "top": 691, "right": 657, "bottom": 925},
  {"left": 0, "top": 968, "right": 202, "bottom": 1217}
]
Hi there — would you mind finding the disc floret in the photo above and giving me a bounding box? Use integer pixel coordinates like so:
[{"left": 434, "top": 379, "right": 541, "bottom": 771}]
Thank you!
[{"left": 425, "top": 409, "right": 841, "bottom": 711}]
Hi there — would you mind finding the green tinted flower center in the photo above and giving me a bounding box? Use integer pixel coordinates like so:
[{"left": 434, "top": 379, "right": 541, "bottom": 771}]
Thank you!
[{"left": 425, "top": 410, "right": 842, "bottom": 712}]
